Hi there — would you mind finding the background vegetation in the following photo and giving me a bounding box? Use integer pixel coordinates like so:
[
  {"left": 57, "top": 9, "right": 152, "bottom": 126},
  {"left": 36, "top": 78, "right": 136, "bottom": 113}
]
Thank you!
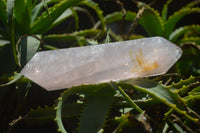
[{"left": 0, "top": 0, "right": 200, "bottom": 132}]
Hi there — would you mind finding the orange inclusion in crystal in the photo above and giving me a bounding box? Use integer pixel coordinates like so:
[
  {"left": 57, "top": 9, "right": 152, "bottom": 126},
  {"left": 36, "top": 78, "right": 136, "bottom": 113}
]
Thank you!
[{"left": 129, "top": 50, "right": 159, "bottom": 73}]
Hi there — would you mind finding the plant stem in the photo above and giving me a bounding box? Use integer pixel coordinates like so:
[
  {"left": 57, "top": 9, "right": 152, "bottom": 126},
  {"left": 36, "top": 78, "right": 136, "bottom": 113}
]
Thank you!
[{"left": 109, "top": 81, "right": 144, "bottom": 114}]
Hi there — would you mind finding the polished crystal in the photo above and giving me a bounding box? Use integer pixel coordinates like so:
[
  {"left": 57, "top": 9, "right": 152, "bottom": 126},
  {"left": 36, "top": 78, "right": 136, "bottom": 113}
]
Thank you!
[{"left": 21, "top": 37, "right": 182, "bottom": 91}]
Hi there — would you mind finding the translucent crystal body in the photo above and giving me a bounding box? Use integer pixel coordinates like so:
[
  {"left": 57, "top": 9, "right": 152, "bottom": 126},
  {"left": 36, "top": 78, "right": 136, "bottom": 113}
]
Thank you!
[{"left": 21, "top": 37, "right": 182, "bottom": 91}]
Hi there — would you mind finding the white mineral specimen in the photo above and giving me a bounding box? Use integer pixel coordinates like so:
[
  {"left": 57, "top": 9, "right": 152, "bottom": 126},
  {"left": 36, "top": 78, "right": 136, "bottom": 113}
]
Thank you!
[{"left": 21, "top": 37, "right": 182, "bottom": 91}]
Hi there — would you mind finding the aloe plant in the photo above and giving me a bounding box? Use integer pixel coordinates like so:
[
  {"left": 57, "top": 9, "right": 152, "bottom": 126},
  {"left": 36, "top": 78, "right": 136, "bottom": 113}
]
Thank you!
[
  {"left": 100, "top": 0, "right": 200, "bottom": 44},
  {"left": 1, "top": 0, "right": 200, "bottom": 133}
]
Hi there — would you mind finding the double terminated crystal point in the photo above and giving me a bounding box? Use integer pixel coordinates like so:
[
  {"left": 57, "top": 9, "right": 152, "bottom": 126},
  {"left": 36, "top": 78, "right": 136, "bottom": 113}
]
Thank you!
[{"left": 21, "top": 37, "right": 182, "bottom": 91}]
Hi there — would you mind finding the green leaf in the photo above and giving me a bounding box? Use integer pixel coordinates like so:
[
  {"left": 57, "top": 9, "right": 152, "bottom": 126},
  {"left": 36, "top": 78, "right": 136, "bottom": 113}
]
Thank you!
[
  {"left": 72, "top": 29, "right": 100, "bottom": 37},
  {"left": 17, "top": 35, "right": 41, "bottom": 67},
  {"left": 32, "top": 1, "right": 79, "bottom": 33},
  {"left": 71, "top": 7, "right": 79, "bottom": 30},
  {"left": 105, "top": 29, "right": 111, "bottom": 43},
  {"left": 113, "top": 113, "right": 151, "bottom": 133},
  {"left": 78, "top": 85, "right": 115, "bottom": 133},
  {"left": 161, "top": 0, "right": 172, "bottom": 22},
  {"left": 44, "top": 34, "right": 86, "bottom": 46},
  {"left": 120, "top": 79, "right": 198, "bottom": 122},
  {"left": 0, "top": 39, "right": 9, "bottom": 46},
  {"left": 8, "top": 102, "right": 84, "bottom": 132},
  {"left": 13, "top": 0, "right": 32, "bottom": 34},
  {"left": 42, "top": 0, "right": 51, "bottom": 20},
  {"left": 80, "top": 0, "right": 106, "bottom": 38},
  {"left": 121, "top": 79, "right": 186, "bottom": 109},
  {"left": 0, "top": 73, "right": 22, "bottom": 87},
  {"left": 86, "top": 40, "right": 98, "bottom": 45},
  {"left": 55, "top": 83, "right": 116, "bottom": 133},
  {"left": 179, "top": 36, "right": 200, "bottom": 45},
  {"left": 185, "top": 0, "right": 200, "bottom": 8},
  {"left": 109, "top": 81, "right": 143, "bottom": 114},
  {"left": 168, "top": 75, "right": 196, "bottom": 89},
  {"left": 97, "top": 11, "right": 137, "bottom": 26},
  {"left": 43, "top": 44, "right": 58, "bottom": 50},
  {"left": 0, "top": 0, "right": 8, "bottom": 26},
  {"left": 139, "top": 6, "right": 164, "bottom": 36},
  {"left": 31, "top": 0, "right": 84, "bottom": 34},
  {"left": 189, "top": 85, "right": 200, "bottom": 95},
  {"left": 184, "top": 92, "right": 200, "bottom": 103},
  {"left": 169, "top": 25, "right": 200, "bottom": 42},
  {"left": 43, "top": 29, "right": 100, "bottom": 46},
  {"left": 43, "top": 8, "right": 73, "bottom": 33},
  {"left": 27, "top": 103, "right": 83, "bottom": 124},
  {"left": 164, "top": 7, "right": 200, "bottom": 38},
  {"left": 7, "top": 0, "right": 18, "bottom": 65},
  {"left": 31, "top": 0, "right": 55, "bottom": 24},
  {"left": 7, "top": 0, "right": 14, "bottom": 24},
  {"left": 27, "top": 106, "right": 56, "bottom": 124}
]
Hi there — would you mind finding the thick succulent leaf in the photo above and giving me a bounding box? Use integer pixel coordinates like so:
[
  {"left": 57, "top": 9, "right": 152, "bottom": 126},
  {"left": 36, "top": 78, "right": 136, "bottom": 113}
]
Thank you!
[
  {"left": 96, "top": 11, "right": 136, "bottom": 27},
  {"left": 7, "top": 106, "right": 57, "bottom": 132},
  {"left": 43, "top": 29, "right": 100, "bottom": 46},
  {"left": 168, "top": 75, "right": 196, "bottom": 89},
  {"left": 139, "top": 6, "right": 164, "bottom": 36},
  {"left": 44, "top": 34, "right": 86, "bottom": 46},
  {"left": 0, "top": 73, "right": 22, "bottom": 87},
  {"left": 43, "top": 44, "right": 58, "bottom": 50},
  {"left": 164, "top": 7, "right": 200, "bottom": 38},
  {"left": 109, "top": 81, "right": 144, "bottom": 114},
  {"left": 0, "top": 0, "right": 8, "bottom": 26},
  {"left": 189, "top": 85, "right": 200, "bottom": 95},
  {"left": 33, "top": 1, "right": 74, "bottom": 33},
  {"left": 161, "top": 0, "right": 172, "bottom": 22},
  {"left": 71, "top": 7, "right": 79, "bottom": 30},
  {"left": 120, "top": 79, "right": 186, "bottom": 110},
  {"left": 179, "top": 37, "right": 200, "bottom": 45},
  {"left": 30, "top": 0, "right": 84, "bottom": 34},
  {"left": 185, "top": 0, "right": 200, "bottom": 8},
  {"left": 80, "top": 0, "right": 106, "bottom": 37},
  {"left": 184, "top": 92, "right": 200, "bottom": 115},
  {"left": 24, "top": 106, "right": 56, "bottom": 124},
  {"left": 107, "top": 11, "right": 137, "bottom": 23},
  {"left": 105, "top": 29, "right": 111, "bottom": 43},
  {"left": 55, "top": 84, "right": 116, "bottom": 133},
  {"left": 44, "top": 29, "right": 100, "bottom": 40},
  {"left": 17, "top": 35, "right": 41, "bottom": 67},
  {"left": 184, "top": 92, "right": 200, "bottom": 103},
  {"left": 169, "top": 25, "right": 200, "bottom": 43},
  {"left": 42, "top": 8, "right": 73, "bottom": 33},
  {"left": 27, "top": 104, "right": 83, "bottom": 124},
  {"left": 31, "top": 1, "right": 43, "bottom": 24},
  {"left": 72, "top": 29, "right": 100, "bottom": 37},
  {"left": 173, "top": 80, "right": 200, "bottom": 97},
  {"left": 7, "top": 0, "right": 18, "bottom": 65},
  {"left": 8, "top": 103, "right": 84, "bottom": 132},
  {"left": 94, "top": 11, "right": 137, "bottom": 37},
  {"left": 113, "top": 113, "right": 151, "bottom": 133},
  {"left": 119, "top": 79, "right": 198, "bottom": 122},
  {"left": 31, "top": 0, "right": 55, "bottom": 24},
  {"left": 78, "top": 85, "right": 115, "bottom": 133},
  {"left": 13, "top": 0, "right": 32, "bottom": 34},
  {"left": 0, "top": 39, "right": 9, "bottom": 45},
  {"left": 7, "top": 0, "right": 14, "bottom": 24}
]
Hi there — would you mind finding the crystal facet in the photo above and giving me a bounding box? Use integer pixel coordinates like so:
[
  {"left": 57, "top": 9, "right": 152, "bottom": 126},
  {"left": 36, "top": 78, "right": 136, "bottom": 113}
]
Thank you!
[{"left": 21, "top": 37, "right": 182, "bottom": 91}]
